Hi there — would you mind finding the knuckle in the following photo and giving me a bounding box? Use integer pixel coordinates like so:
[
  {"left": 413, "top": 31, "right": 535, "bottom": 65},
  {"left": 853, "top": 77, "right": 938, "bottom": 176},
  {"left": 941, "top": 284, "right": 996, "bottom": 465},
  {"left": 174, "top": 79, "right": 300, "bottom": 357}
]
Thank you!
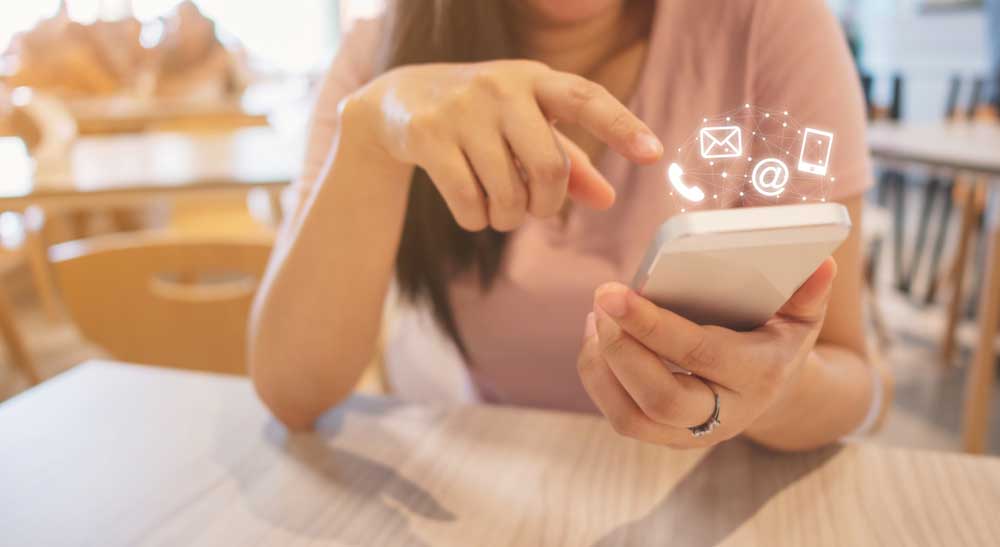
[
  {"left": 644, "top": 391, "right": 681, "bottom": 425},
  {"left": 682, "top": 332, "right": 719, "bottom": 371},
  {"left": 566, "top": 77, "right": 606, "bottom": 116},
  {"left": 608, "top": 110, "right": 638, "bottom": 138},
  {"left": 493, "top": 183, "right": 527, "bottom": 209},
  {"left": 407, "top": 112, "right": 442, "bottom": 141},
  {"left": 608, "top": 412, "right": 642, "bottom": 438},
  {"left": 512, "top": 59, "right": 548, "bottom": 74},
  {"left": 601, "top": 332, "right": 630, "bottom": 358},
  {"left": 455, "top": 212, "right": 488, "bottom": 232},
  {"left": 453, "top": 179, "right": 483, "bottom": 205},
  {"left": 576, "top": 350, "right": 598, "bottom": 377},
  {"left": 489, "top": 208, "right": 526, "bottom": 232},
  {"left": 472, "top": 70, "right": 514, "bottom": 100},
  {"left": 633, "top": 313, "right": 660, "bottom": 343},
  {"left": 537, "top": 155, "right": 571, "bottom": 185},
  {"left": 758, "top": 358, "right": 789, "bottom": 389}
]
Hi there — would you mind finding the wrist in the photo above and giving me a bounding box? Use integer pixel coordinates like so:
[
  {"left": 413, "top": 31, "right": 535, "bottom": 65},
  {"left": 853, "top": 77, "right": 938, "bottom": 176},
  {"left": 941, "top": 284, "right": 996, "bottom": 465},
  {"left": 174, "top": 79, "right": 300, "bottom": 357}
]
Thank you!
[
  {"left": 327, "top": 94, "right": 414, "bottom": 186},
  {"left": 743, "top": 350, "right": 818, "bottom": 445}
]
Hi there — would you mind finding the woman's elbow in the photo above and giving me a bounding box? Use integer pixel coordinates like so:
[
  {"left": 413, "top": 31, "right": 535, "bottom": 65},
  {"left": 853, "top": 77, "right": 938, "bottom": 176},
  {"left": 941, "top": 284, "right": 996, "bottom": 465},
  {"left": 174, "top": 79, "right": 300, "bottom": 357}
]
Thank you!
[{"left": 248, "top": 353, "right": 321, "bottom": 432}]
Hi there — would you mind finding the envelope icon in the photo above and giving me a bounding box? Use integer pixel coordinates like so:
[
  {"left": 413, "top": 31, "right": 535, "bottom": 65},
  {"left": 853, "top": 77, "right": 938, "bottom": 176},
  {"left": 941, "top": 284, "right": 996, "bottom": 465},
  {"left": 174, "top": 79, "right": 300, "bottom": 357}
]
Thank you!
[{"left": 700, "top": 126, "right": 743, "bottom": 159}]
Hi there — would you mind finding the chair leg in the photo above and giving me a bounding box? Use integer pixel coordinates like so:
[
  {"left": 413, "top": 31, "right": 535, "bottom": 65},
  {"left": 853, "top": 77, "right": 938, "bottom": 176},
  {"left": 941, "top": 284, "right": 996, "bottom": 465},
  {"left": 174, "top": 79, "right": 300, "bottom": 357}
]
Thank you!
[
  {"left": 0, "top": 287, "right": 40, "bottom": 386},
  {"left": 902, "top": 176, "right": 941, "bottom": 294},
  {"left": 890, "top": 172, "right": 909, "bottom": 292},
  {"left": 23, "top": 207, "right": 61, "bottom": 322},
  {"left": 924, "top": 182, "right": 955, "bottom": 305},
  {"left": 961, "top": 198, "right": 1000, "bottom": 454},
  {"left": 942, "top": 180, "right": 980, "bottom": 367}
]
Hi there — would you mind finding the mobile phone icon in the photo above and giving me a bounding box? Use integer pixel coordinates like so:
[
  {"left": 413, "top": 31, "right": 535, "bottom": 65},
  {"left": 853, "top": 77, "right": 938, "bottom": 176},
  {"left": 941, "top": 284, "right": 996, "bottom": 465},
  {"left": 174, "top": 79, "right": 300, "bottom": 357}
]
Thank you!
[
  {"left": 798, "top": 128, "right": 835, "bottom": 177},
  {"left": 668, "top": 163, "right": 706, "bottom": 203}
]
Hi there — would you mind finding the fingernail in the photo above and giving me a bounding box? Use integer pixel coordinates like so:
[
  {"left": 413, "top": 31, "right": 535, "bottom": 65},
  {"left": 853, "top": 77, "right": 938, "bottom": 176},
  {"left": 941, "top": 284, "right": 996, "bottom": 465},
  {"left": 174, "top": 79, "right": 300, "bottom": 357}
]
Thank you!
[
  {"left": 631, "top": 132, "right": 663, "bottom": 158},
  {"left": 584, "top": 312, "right": 596, "bottom": 339},
  {"left": 596, "top": 286, "right": 628, "bottom": 318}
]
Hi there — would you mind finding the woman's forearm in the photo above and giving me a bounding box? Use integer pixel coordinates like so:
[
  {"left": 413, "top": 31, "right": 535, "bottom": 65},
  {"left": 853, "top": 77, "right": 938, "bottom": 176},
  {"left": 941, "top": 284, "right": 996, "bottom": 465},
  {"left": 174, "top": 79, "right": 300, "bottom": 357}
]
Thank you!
[
  {"left": 745, "top": 344, "right": 882, "bottom": 451},
  {"left": 249, "top": 104, "right": 414, "bottom": 430}
]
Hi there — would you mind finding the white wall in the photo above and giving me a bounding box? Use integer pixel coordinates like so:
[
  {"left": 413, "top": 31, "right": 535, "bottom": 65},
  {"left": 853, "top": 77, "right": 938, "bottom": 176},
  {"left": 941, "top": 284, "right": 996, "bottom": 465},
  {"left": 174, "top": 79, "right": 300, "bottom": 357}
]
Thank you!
[{"left": 831, "top": 0, "right": 991, "bottom": 121}]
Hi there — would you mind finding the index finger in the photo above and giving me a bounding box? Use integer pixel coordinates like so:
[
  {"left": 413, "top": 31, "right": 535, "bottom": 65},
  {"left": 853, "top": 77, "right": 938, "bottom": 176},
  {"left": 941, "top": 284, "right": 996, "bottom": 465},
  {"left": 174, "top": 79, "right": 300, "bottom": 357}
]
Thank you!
[{"left": 535, "top": 72, "right": 663, "bottom": 164}]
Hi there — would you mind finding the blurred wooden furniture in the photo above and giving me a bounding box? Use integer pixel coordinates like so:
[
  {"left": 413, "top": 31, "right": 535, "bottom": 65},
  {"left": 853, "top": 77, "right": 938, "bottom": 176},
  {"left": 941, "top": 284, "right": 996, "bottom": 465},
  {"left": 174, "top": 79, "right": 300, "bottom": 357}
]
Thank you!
[
  {"left": 0, "top": 126, "right": 297, "bottom": 211},
  {"left": 66, "top": 96, "right": 268, "bottom": 135},
  {"left": 0, "top": 249, "right": 40, "bottom": 386},
  {"left": 3, "top": 361, "right": 1000, "bottom": 546},
  {"left": 868, "top": 120, "right": 1000, "bottom": 453},
  {"left": 48, "top": 233, "right": 273, "bottom": 375}
]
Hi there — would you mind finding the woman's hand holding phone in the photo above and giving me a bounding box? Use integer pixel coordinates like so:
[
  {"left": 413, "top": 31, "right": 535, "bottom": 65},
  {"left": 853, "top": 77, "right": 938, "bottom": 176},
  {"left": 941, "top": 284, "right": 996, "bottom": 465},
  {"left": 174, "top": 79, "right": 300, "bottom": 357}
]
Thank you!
[
  {"left": 577, "top": 258, "right": 839, "bottom": 448},
  {"left": 341, "top": 60, "right": 663, "bottom": 231}
]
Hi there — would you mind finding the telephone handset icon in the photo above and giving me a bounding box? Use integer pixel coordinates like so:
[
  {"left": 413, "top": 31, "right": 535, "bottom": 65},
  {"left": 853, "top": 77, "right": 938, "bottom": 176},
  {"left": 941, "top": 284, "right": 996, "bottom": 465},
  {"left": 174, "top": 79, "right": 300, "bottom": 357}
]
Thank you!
[{"left": 668, "top": 163, "right": 706, "bottom": 203}]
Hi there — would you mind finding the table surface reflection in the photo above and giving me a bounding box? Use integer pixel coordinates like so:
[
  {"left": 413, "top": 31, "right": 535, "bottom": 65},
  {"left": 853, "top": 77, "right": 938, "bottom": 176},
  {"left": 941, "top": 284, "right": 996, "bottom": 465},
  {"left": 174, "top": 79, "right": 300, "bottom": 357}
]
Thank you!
[{"left": 0, "top": 127, "right": 299, "bottom": 209}]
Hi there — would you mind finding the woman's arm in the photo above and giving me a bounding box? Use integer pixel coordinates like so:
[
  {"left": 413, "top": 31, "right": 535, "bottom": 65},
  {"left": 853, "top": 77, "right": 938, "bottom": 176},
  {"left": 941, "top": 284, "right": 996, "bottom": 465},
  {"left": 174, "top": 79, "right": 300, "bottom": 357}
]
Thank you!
[
  {"left": 249, "top": 104, "right": 414, "bottom": 431},
  {"left": 250, "top": 60, "right": 663, "bottom": 430},
  {"left": 744, "top": 195, "right": 890, "bottom": 450}
]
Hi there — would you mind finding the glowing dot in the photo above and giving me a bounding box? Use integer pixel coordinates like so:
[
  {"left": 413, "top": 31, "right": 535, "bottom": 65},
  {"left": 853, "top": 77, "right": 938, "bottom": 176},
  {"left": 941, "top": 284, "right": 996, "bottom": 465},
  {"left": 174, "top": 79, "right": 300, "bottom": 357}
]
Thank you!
[
  {"left": 677, "top": 147, "right": 682, "bottom": 152},
  {"left": 802, "top": 197, "right": 807, "bottom": 201},
  {"left": 831, "top": 177, "right": 837, "bottom": 182},
  {"left": 748, "top": 157, "right": 753, "bottom": 161},
  {"left": 782, "top": 123, "right": 788, "bottom": 127},
  {"left": 681, "top": 208, "right": 686, "bottom": 212},
  {"left": 713, "top": 194, "right": 718, "bottom": 199},
  {"left": 726, "top": 117, "right": 731, "bottom": 122},
  {"left": 703, "top": 118, "right": 708, "bottom": 123},
  {"left": 740, "top": 192, "right": 745, "bottom": 197},
  {"left": 821, "top": 198, "right": 827, "bottom": 202},
  {"left": 709, "top": 161, "right": 715, "bottom": 166},
  {"left": 765, "top": 113, "right": 770, "bottom": 118},
  {"left": 762, "top": 138, "right": 766, "bottom": 141},
  {"left": 722, "top": 172, "right": 728, "bottom": 178},
  {"left": 797, "top": 130, "right": 802, "bottom": 134},
  {"left": 752, "top": 131, "right": 757, "bottom": 135},
  {"left": 745, "top": 103, "right": 751, "bottom": 108},
  {"left": 784, "top": 111, "right": 789, "bottom": 116}
]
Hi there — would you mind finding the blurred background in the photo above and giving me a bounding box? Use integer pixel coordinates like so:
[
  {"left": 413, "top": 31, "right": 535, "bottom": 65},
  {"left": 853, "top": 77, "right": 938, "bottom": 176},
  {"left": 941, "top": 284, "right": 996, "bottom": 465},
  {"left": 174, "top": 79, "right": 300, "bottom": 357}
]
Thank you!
[{"left": 1, "top": 0, "right": 999, "bottom": 454}]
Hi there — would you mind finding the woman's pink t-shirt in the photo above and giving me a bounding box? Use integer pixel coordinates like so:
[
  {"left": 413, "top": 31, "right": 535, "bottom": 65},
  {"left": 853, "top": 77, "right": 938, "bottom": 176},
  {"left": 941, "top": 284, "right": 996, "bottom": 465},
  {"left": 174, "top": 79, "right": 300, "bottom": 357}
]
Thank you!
[{"left": 298, "top": 0, "right": 873, "bottom": 412}]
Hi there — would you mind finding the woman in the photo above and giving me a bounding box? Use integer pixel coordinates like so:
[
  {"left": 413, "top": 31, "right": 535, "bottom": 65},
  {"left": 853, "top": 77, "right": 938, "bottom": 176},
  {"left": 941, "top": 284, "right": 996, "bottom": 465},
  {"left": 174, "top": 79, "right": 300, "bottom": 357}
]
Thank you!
[{"left": 250, "top": 0, "right": 890, "bottom": 451}]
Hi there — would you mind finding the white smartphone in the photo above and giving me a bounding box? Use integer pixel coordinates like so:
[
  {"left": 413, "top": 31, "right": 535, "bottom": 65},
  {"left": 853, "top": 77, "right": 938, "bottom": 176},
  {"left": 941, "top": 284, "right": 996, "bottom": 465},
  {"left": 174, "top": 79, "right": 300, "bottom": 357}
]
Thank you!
[{"left": 631, "top": 203, "right": 851, "bottom": 331}]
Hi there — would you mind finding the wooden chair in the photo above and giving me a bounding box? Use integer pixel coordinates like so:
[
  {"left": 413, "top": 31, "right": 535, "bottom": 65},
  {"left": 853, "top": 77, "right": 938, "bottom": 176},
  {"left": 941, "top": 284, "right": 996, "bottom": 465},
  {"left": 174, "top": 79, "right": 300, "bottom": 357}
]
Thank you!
[
  {"left": 939, "top": 75, "right": 999, "bottom": 367},
  {"left": 0, "top": 246, "right": 41, "bottom": 386},
  {"left": 48, "top": 232, "right": 273, "bottom": 375}
]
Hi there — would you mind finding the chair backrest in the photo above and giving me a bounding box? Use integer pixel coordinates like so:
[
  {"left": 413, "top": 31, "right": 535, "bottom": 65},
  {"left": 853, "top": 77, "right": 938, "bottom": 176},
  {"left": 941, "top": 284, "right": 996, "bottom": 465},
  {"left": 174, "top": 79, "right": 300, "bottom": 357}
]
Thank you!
[
  {"left": 9, "top": 89, "right": 78, "bottom": 161},
  {"left": 968, "top": 78, "right": 985, "bottom": 120},
  {"left": 49, "top": 232, "right": 273, "bottom": 375},
  {"left": 944, "top": 74, "right": 963, "bottom": 120},
  {"left": 888, "top": 74, "right": 904, "bottom": 121}
]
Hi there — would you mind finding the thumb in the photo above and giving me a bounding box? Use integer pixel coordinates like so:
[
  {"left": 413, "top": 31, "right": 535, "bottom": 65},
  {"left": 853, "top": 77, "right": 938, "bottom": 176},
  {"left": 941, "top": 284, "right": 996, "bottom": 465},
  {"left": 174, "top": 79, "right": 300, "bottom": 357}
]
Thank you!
[
  {"left": 554, "top": 130, "right": 617, "bottom": 211},
  {"left": 775, "top": 258, "right": 838, "bottom": 324}
]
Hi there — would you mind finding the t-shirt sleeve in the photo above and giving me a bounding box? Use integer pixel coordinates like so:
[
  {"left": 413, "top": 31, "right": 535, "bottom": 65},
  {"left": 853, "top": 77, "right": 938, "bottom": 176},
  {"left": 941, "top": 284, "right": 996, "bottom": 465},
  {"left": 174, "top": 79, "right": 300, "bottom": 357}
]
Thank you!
[
  {"left": 747, "top": 0, "right": 872, "bottom": 201},
  {"left": 291, "top": 17, "right": 382, "bottom": 216}
]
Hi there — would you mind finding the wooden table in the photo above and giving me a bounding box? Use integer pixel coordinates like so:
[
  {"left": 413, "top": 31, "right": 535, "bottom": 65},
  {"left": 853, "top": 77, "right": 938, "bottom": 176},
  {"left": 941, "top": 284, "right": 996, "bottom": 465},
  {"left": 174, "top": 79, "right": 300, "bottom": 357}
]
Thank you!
[
  {"left": 868, "top": 121, "right": 1000, "bottom": 454},
  {"left": 3, "top": 361, "right": 1000, "bottom": 546},
  {"left": 67, "top": 96, "right": 269, "bottom": 135},
  {"left": 0, "top": 127, "right": 299, "bottom": 211}
]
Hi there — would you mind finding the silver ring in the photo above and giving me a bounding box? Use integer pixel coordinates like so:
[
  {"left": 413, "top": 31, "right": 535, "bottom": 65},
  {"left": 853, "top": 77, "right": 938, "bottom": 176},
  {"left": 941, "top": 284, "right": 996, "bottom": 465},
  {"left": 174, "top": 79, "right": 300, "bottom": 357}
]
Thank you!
[{"left": 689, "top": 388, "right": 722, "bottom": 438}]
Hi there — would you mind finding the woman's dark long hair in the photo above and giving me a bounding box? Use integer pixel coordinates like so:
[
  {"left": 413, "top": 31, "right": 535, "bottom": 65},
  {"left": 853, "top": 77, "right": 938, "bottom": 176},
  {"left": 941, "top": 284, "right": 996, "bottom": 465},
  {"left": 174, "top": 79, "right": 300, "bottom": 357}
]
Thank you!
[{"left": 377, "top": 1, "right": 518, "bottom": 355}]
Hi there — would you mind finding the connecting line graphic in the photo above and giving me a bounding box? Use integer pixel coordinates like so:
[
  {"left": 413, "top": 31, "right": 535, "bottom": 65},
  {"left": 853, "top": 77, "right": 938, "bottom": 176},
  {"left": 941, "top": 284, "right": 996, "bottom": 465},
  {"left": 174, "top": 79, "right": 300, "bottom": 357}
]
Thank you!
[{"left": 666, "top": 104, "right": 837, "bottom": 213}]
